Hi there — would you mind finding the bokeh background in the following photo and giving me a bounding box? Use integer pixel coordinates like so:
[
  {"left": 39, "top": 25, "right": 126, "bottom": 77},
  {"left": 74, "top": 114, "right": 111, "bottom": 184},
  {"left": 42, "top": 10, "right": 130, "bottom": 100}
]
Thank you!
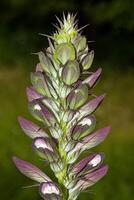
[{"left": 0, "top": 0, "right": 134, "bottom": 199}]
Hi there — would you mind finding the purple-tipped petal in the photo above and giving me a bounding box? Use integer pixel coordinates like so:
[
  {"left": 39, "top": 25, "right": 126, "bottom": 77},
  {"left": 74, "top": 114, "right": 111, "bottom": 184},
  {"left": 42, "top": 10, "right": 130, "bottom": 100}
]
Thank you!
[
  {"left": 39, "top": 182, "right": 61, "bottom": 200},
  {"left": 36, "top": 63, "right": 43, "bottom": 72},
  {"left": 70, "top": 153, "right": 104, "bottom": 176},
  {"left": 82, "top": 126, "right": 111, "bottom": 150},
  {"left": 82, "top": 68, "right": 102, "bottom": 87},
  {"left": 79, "top": 94, "right": 106, "bottom": 119},
  {"left": 67, "top": 126, "right": 110, "bottom": 164},
  {"left": 71, "top": 115, "right": 96, "bottom": 140},
  {"left": 33, "top": 137, "right": 54, "bottom": 152},
  {"left": 71, "top": 165, "right": 108, "bottom": 193},
  {"left": 18, "top": 116, "right": 49, "bottom": 139},
  {"left": 26, "top": 87, "right": 43, "bottom": 102},
  {"left": 29, "top": 100, "right": 56, "bottom": 126},
  {"left": 32, "top": 137, "right": 59, "bottom": 162},
  {"left": 83, "top": 165, "right": 108, "bottom": 189},
  {"left": 13, "top": 156, "right": 51, "bottom": 183}
]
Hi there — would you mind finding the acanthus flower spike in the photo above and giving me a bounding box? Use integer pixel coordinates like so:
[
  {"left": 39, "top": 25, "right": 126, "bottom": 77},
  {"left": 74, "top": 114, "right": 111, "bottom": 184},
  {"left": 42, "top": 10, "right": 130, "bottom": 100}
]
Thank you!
[{"left": 13, "top": 13, "right": 110, "bottom": 200}]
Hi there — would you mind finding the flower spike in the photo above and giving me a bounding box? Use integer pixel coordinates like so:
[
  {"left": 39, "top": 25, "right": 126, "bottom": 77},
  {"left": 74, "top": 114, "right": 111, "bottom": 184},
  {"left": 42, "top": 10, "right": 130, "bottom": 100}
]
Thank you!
[{"left": 13, "top": 13, "right": 110, "bottom": 200}]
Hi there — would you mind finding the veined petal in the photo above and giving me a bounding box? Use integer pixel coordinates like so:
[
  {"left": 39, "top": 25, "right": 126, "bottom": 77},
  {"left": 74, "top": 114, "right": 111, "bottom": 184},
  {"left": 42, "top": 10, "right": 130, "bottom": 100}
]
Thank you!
[
  {"left": 81, "top": 165, "right": 108, "bottom": 189},
  {"left": 82, "top": 126, "right": 111, "bottom": 150},
  {"left": 18, "top": 116, "right": 49, "bottom": 139},
  {"left": 29, "top": 100, "right": 56, "bottom": 126},
  {"left": 70, "top": 153, "right": 104, "bottom": 176},
  {"left": 12, "top": 156, "right": 51, "bottom": 183},
  {"left": 67, "top": 126, "right": 110, "bottom": 164},
  {"left": 78, "top": 94, "right": 106, "bottom": 120},
  {"left": 82, "top": 68, "right": 102, "bottom": 87},
  {"left": 26, "top": 86, "right": 43, "bottom": 102},
  {"left": 70, "top": 165, "right": 108, "bottom": 194}
]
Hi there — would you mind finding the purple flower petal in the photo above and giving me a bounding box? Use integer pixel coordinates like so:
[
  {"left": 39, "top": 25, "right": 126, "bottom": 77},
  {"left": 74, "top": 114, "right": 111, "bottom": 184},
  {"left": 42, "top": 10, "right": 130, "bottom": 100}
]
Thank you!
[
  {"left": 82, "top": 68, "right": 102, "bottom": 87},
  {"left": 70, "top": 165, "right": 108, "bottom": 193},
  {"left": 18, "top": 116, "right": 49, "bottom": 139},
  {"left": 36, "top": 63, "right": 43, "bottom": 72},
  {"left": 78, "top": 94, "right": 106, "bottom": 120},
  {"left": 82, "top": 126, "right": 111, "bottom": 150},
  {"left": 12, "top": 156, "right": 51, "bottom": 183},
  {"left": 70, "top": 153, "right": 104, "bottom": 176},
  {"left": 82, "top": 165, "right": 108, "bottom": 189},
  {"left": 26, "top": 86, "right": 43, "bottom": 102},
  {"left": 67, "top": 126, "right": 110, "bottom": 164}
]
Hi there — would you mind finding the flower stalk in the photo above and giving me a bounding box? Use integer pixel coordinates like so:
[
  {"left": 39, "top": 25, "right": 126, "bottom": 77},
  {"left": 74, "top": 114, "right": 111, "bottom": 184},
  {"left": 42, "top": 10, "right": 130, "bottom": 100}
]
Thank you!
[{"left": 13, "top": 13, "right": 110, "bottom": 200}]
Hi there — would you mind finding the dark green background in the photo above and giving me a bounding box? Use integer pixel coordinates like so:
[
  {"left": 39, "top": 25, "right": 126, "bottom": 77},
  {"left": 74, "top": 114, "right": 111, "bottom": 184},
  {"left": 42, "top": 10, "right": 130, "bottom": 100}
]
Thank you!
[{"left": 0, "top": 0, "right": 134, "bottom": 199}]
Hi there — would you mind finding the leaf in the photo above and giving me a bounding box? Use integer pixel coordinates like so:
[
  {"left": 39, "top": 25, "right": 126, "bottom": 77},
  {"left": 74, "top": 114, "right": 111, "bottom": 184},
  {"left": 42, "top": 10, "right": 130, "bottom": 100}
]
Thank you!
[{"left": 13, "top": 156, "right": 51, "bottom": 183}]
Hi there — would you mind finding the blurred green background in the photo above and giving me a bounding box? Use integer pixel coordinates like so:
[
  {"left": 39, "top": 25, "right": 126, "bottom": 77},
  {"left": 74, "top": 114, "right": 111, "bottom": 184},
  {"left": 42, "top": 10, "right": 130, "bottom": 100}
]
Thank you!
[{"left": 0, "top": 0, "right": 134, "bottom": 199}]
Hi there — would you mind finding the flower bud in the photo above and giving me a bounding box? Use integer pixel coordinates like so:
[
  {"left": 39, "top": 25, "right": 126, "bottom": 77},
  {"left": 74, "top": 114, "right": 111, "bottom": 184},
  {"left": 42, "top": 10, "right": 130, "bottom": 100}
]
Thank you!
[
  {"left": 71, "top": 115, "right": 96, "bottom": 140},
  {"left": 54, "top": 43, "right": 75, "bottom": 65},
  {"left": 69, "top": 153, "right": 104, "bottom": 178},
  {"left": 31, "top": 72, "right": 52, "bottom": 98},
  {"left": 81, "top": 50, "right": 94, "bottom": 70},
  {"left": 26, "top": 86, "right": 43, "bottom": 102},
  {"left": 74, "top": 35, "right": 87, "bottom": 52},
  {"left": 38, "top": 51, "right": 57, "bottom": 78},
  {"left": 29, "top": 100, "right": 56, "bottom": 126},
  {"left": 62, "top": 60, "right": 80, "bottom": 85},
  {"left": 67, "top": 84, "right": 88, "bottom": 109},
  {"left": 39, "top": 182, "right": 61, "bottom": 200},
  {"left": 32, "top": 137, "right": 59, "bottom": 162}
]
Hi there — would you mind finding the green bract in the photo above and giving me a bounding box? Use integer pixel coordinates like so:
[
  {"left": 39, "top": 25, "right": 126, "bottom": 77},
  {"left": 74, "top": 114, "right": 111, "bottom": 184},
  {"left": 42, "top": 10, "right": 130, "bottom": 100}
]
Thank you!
[
  {"left": 62, "top": 60, "right": 80, "bottom": 85},
  {"left": 54, "top": 43, "right": 76, "bottom": 65}
]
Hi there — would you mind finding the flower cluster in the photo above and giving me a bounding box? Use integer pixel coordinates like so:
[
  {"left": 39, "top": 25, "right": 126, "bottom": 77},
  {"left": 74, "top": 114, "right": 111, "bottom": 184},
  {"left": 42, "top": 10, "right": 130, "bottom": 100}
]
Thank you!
[{"left": 13, "top": 13, "right": 110, "bottom": 200}]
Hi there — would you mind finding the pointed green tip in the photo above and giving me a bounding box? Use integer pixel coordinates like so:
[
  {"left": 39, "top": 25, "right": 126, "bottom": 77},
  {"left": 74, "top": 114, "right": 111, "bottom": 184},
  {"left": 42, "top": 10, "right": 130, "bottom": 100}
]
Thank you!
[{"left": 53, "top": 13, "right": 78, "bottom": 44}]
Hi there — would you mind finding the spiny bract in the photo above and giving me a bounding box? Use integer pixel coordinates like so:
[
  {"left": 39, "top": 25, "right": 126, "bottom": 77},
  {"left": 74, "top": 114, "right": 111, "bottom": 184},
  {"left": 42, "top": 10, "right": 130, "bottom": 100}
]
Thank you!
[{"left": 13, "top": 13, "right": 111, "bottom": 200}]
